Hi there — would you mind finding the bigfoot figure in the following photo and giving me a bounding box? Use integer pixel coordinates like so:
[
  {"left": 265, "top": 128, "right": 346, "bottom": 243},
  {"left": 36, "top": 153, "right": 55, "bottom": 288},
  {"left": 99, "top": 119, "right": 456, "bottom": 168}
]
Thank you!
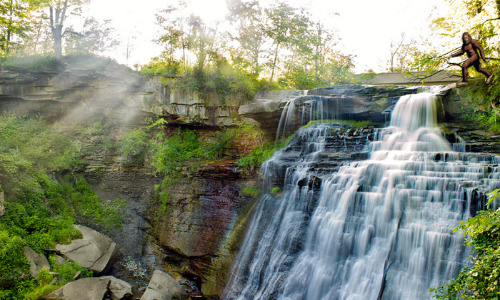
[{"left": 449, "top": 32, "right": 493, "bottom": 84}]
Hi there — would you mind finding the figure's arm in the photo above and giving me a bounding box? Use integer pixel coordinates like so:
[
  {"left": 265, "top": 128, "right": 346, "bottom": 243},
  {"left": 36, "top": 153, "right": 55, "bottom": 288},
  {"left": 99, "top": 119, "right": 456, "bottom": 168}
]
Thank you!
[
  {"left": 472, "top": 40, "right": 488, "bottom": 62},
  {"left": 449, "top": 47, "right": 464, "bottom": 58}
]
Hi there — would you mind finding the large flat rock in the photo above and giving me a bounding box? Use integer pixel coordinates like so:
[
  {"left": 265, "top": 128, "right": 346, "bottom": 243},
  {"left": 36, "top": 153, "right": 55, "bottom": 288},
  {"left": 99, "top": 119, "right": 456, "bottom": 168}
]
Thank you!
[
  {"left": 45, "top": 276, "right": 132, "bottom": 300},
  {"left": 55, "top": 225, "right": 118, "bottom": 274},
  {"left": 45, "top": 277, "right": 110, "bottom": 300}
]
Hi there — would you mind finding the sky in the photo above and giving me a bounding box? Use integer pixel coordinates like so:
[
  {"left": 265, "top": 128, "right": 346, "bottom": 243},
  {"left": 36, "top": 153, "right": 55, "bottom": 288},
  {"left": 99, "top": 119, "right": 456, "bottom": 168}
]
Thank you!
[{"left": 86, "top": 0, "right": 447, "bottom": 73}]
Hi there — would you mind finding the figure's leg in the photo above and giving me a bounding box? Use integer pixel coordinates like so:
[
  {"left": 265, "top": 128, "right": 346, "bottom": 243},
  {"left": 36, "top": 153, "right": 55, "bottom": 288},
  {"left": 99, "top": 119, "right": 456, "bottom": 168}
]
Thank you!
[
  {"left": 462, "top": 58, "right": 474, "bottom": 82},
  {"left": 472, "top": 61, "right": 492, "bottom": 77},
  {"left": 472, "top": 61, "right": 493, "bottom": 83}
]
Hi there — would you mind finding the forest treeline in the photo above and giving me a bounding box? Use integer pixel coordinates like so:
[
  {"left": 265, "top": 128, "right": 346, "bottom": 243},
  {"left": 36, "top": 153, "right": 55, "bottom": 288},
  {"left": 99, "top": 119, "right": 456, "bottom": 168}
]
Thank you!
[{"left": 1, "top": 0, "right": 500, "bottom": 93}]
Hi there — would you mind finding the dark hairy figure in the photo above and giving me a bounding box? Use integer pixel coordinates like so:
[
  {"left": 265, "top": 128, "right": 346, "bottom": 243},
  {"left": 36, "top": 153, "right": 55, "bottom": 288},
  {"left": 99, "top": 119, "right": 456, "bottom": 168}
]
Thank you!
[{"left": 449, "top": 32, "right": 493, "bottom": 83}]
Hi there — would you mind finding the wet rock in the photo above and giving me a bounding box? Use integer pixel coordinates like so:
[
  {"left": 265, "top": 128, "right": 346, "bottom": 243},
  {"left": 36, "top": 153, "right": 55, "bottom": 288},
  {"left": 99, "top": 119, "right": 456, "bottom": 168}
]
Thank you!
[
  {"left": 239, "top": 85, "right": 419, "bottom": 139},
  {"left": 55, "top": 225, "right": 118, "bottom": 274},
  {"left": 45, "top": 277, "right": 110, "bottom": 300},
  {"left": 101, "top": 276, "right": 133, "bottom": 300},
  {"left": 23, "top": 246, "right": 50, "bottom": 278},
  {"left": 140, "top": 270, "right": 188, "bottom": 300}
]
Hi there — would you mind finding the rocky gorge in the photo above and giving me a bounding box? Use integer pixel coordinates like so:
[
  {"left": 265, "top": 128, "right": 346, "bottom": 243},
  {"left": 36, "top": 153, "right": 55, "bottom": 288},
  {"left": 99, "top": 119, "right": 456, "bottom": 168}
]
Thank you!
[{"left": 0, "top": 57, "right": 499, "bottom": 299}]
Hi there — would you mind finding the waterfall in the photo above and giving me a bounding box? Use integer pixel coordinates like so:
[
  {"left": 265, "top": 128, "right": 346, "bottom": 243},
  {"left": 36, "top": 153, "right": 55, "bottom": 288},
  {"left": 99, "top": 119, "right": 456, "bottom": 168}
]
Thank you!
[{"left": 224, "top": 90, "right": 500, "bottom": 299}]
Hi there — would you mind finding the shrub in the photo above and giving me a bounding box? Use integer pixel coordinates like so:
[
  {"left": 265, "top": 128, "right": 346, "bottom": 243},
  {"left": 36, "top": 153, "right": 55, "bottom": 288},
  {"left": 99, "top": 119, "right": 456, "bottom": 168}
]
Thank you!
[{"left": 118, "top": 128, "right": 150, "bottom": 167}]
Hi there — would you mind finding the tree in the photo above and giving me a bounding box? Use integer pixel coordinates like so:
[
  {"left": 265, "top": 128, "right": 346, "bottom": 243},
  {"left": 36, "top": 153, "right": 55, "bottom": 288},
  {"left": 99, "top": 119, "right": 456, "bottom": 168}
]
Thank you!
[
  {"left": 430, "top": 189, "right": 500, "bottom": 299},
  {"left": 0, "top": 0, "right": 35, "bottom": 57},
  {"left": 388, "top": 33, "right": 406, "bottom": 72},
  {"left": 155, "top": 3, "right": 189, "bottom": 65},
  {"left": 155, "top": 3, "right": 220, "bottom": 72},
  {"left": 37, "top": 0, "right": 89, "bottom": 60},
  {"left": 264, "top": 2, "right": 310, "bottom": 82},
  {"left": 64, "top": 17, "right": 118, "bottom": 55},
  {"left": 186, "top": 15, "right": 217, "bottom": 71},
  {"left": 227, "top": 0, "right": 266, "bottom": 75}
]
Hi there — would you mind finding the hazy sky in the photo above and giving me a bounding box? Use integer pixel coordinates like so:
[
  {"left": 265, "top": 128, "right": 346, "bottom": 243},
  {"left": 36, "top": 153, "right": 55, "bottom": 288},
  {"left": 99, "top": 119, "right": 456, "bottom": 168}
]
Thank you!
[{"left": 86, "top": 0, "right": 446, "bottom": 72}]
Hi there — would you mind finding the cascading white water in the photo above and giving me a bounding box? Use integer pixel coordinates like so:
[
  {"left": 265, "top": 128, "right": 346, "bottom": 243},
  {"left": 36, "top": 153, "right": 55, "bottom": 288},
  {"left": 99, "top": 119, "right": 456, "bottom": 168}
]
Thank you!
[{"left": 224, "top": 90, "right": 500, "bottom": 299}]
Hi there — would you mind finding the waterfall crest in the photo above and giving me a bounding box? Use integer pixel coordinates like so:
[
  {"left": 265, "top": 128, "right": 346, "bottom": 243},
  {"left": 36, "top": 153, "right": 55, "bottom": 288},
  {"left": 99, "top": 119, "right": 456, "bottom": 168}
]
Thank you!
[{"left": 224, "top": 90, "right": 500, "bottom": 299}]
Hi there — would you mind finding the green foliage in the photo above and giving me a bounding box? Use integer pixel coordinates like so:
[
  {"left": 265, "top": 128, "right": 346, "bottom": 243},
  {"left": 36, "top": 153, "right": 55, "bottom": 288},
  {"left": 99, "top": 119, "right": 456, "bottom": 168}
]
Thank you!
[
  {"left": 0, "top": 0, "right": 38, "bottom": 58},
  {"left": 69, "top": 177, "right": 124, "bottom": 228},
  {"left": 0, "top": 115, "right": 79, "bottom": 178},
  {"left": 271, "top": 187, "right": 281, "bottom": 195},
  {"left": 0, "top": 229, "right": 28, "bottom": 283},
  {"left": 2, "top": 202, "right": 80, "bottom": 252},
  {"left": 24, "top": 284, "right": 60, "bottom": 300},
  {"left": 153, "top": 129, "right": 215, "bottom": 175},
  {"left": 430, "top": 189, "right": 500, "bottom": 299},
  {"left": 64, "top": 17, "right": 119, "bottom": 56},
  {"left": 36, "top": 269, "right": 53, "bottom": 286},
  {"left": 0, "top": 115, "right": 123, "bottom": 298},
  {"left": 208, "top": 128, "right": 236, "bottom": 159},
  {"left": 237, "top": 138, "right": 289, "bottom": 169},
  {"left": 146, "top": 1, "right": 356, "bottom": 95},
  {"left": 241, "top": 187, "right": 261, "bottom": 198},
  {"left": 48, "top": 254, "right": 93, "bottom": 284},
  {"left": 118, "top": 128, "right": 150, "bottom": 167},
  {"left": 301, "top": 119, "right": 372, "bottom": 129},
  {"left": 2, "top": 54, "right": 60, "bottom": 71},
  {"left": 281, "top": 54, "right": 356, "bottom": 89},
  {"left": 458, "top": 74, "right": 500, "bottom": 133},
  {"left": 141, "top": 54, "right": 261, "bottom": 101},
  {"left": 21, "top": 254, "right": 93, "bottom": 300}
]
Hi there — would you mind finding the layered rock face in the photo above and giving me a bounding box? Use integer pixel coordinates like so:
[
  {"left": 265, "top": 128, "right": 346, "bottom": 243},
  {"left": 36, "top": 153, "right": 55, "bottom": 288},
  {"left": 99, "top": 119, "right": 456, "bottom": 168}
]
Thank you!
[
  {"left": 142, "top": 79, "right": 247, "bottom": 127},
  {"left": 439, "top": 87, "right": 500, "bottom": 155},
  {"left": 239, "top": 85, "right": 419, "bottom": 138}
]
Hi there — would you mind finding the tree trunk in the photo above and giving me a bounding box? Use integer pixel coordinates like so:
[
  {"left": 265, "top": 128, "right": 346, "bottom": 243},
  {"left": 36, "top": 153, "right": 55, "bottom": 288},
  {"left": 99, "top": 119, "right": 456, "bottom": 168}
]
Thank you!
[
  {"left": 49, "top": 1, "right": 69, "bottom": 61},
  {"left": 270, "top": 43, "right": 280, "bottom": 82},
  {"left": 52, "top": 25, "right": 63, "bottom": 60}
]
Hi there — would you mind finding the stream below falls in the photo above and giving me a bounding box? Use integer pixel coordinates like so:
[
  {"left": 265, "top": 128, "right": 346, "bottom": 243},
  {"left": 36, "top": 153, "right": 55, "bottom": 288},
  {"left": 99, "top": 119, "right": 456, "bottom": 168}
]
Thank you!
[{"left": 223, "top": 88, "right": 500, "bottom": 299}]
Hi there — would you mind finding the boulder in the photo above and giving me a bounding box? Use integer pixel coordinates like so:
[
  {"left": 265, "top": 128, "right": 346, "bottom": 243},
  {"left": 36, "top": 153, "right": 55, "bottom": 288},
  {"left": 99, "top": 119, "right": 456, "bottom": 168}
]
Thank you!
[
  {"left": 140, "top": 270, "right": 187, "bottom": 300},
  {"left": 45, "top": 277, "right": 110, "bottom": 300},
  {"left": 55, "top": 225, "right": 118, "bottom": 274},
  {"left": 101, "top": 276, "right": 133, "bottom": 300},
  {"left": 44, "top": 276, "right": 133, "bottom": 300},
  {"left": 23, "top": 246, "right": 50, "bottom": 278}
]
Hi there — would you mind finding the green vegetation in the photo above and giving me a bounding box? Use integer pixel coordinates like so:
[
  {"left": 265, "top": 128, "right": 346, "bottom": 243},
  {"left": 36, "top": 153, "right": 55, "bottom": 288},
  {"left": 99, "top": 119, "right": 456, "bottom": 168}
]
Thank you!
[
  {"left": 241, "top": 187, "right": 261, "bottom": 198},
  {"left": 0, "top": 115, "right": 121, "bottom": 299},
  {"left": 117, "top": 117, "right": 265, "bottom": 174},
  {"left": 458, "top": 76, "right": 500, "bottom": 133},
  {"left": 237, "top": 137, "right": 290, "bottom": 170},
  {"left": 271, "top": 187, "right": 281, "bottom": 195},
  {"left": 22, "top": 257, "right": 93, "bottom": 300},
  {"left": 139, "top": 1, "right": 356, "bottom": 98},
  {"left": 152, "top": 129, "right": 217, "bottom": 175},
  {"left": 431, "top": 189, "right": 500, "bottom": 299},
  {"left": 300, "top": 119, "right": 373, "bottom": 129}
]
